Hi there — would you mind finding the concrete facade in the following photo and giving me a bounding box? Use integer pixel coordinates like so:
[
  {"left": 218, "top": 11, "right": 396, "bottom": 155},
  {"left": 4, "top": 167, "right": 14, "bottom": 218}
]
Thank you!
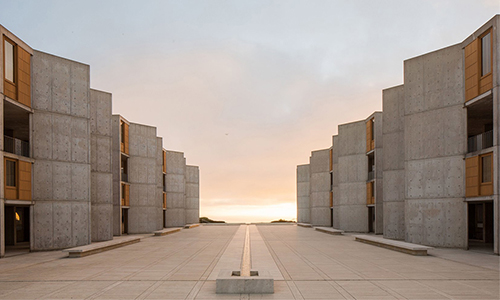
[
  {"left": 309, "top": 149, "right": 331, "bottom": 226},
  {"left": 31, "top": 50, "right": 92, "bottom": 250},
  {"left": 90, "top": 89, "right": 113, "bottom": 242},
  {"left": 165, "top": 150, "right": 186, "bottom": 227},
  {"left": 296, "top": 164, "right": 310, "bottom": 223},
  {"left": 1, "top": 24, "right": 200, "bottom": 258},
  {"left": 336, "top": 121, "right": 369, "bottom": 232},
  {"left": 185, "top": 165, "right": 200, "bottom": 225}
]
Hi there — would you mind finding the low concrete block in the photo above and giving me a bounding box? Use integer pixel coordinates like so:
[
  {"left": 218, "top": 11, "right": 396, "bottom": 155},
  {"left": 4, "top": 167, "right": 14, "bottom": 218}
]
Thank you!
[
  {"left": 184, "top": 223, "right": 200, "bottom": 229},
  {"left": 315, "top": 227, "right": 344, "bottom": 235},
  {"left": 216, "top": 270, "right": 274, "bottom": 294},
  {"left": 62, "top": 236, "right": 140, "bottom": 258},
  {"left": 354, "top": 235, "right": 433, "bottom": 256},
  {"left": 154, "top": 227, "right": 182, "bottom": 236},
  {"left": 297, "top": 223, "right": 312, "bottom": 228}
]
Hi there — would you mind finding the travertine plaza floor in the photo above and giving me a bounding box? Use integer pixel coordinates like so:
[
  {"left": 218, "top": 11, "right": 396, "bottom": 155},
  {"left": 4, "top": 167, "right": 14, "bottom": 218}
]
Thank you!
[{"left": 0, "top": 225, "right": 498, "bottom": 299}]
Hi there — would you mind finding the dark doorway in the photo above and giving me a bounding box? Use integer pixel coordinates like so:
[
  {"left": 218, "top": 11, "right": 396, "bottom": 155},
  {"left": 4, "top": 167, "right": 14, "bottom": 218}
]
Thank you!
[
  {"left": 468, "top": 201, "right": 493, "bottom": 252},
  {"left": 121, "top": 208, "right": 128, "bottom": 234},
  {"left": 368, "top": 207, "right": 375, "bottom": 233},
  {"left": 4, "top": 205, "right": 30, "bottom": 256},
  {"left": 163, "top": 210, "right": 166, "bottom": 228}
]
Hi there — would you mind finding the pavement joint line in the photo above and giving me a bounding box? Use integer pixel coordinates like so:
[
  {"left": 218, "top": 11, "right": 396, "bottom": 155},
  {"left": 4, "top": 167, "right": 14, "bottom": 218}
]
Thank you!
[
  {"left": 256, "top": 227, "right": 291, "bottom": 281},
  {"left": 134, "top": 280, "right": 164, "bottom": 300},
  {"left": 185, "top": 280, "right": 204, "bottom": 300},
  {"left": 415, "top": 279, "right": 488, "bottom": 299},
  {"left": 85, "top": 280, "right": 123, "bottom": 300},
  {"left": 199, "top": 227, "right": 239, "bottom": 281},
  {"left": 371, "top": 280, "right": 409, "bottom": 299},
  {"left": 285, "top": 280, "right": 305, "bottom": 300},
  {"left": 326, "top": 280, "right": 355, "bottom": 300}
]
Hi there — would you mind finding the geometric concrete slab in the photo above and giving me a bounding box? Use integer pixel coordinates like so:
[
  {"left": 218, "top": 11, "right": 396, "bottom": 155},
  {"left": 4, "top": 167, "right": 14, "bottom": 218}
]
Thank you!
[
  {"left": 62, "top": 236, "right": 141, "bottom": 258},
  {"left": 315, "top": 227, "right": 344, "bottom": 235},
  {"left": 354, "top": 234, "right": 433, "bottom": 256},
  {"left": 154, "top": 227, "right": 182, "bottom": 236}
]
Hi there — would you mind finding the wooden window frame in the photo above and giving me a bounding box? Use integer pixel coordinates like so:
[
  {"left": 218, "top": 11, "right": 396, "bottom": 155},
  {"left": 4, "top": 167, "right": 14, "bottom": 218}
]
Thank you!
[
  {"left": 3, "top": 36, "right": 16, "bottom": 85},
  {"left": 4, "top": 157, "right": 18, "bottom": 199},
  {"left": 479, "top": 152, "right": 493, "bottom": 196},
  {"left": 479, "top": 28, "right": 493, "bottom": 79}
]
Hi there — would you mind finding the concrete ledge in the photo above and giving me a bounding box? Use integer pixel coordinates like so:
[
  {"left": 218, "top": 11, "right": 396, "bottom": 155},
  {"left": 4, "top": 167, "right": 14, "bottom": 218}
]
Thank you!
[
  {"left": 154, "top": 227, "right": 182, "bottom": 236},
  {"left": 184, "top": 223, "right": 200, "bottom": 229},
  {"left": 297, "top": 223, "right": 313, "bottom": 228},
  {"left": 315, "top": 227, "right": 344, "bottom": 235},
  {"left": 62, "top": 236, "right": 141, "bottom": 258},
  {"left": 216, "top": 269, "right": 274, "bottom": 294},
  {"left": 354, "top": 235, "right": 433, "bottom": 256}
]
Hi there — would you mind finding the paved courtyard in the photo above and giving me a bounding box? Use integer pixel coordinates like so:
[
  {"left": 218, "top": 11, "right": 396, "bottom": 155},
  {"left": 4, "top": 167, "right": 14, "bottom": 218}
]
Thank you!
[{"left": 0, "top": 225, "right": 498, "bottom": 299}]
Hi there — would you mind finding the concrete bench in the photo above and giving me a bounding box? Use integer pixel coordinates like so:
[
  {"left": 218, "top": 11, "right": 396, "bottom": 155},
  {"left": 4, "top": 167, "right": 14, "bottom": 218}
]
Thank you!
[
  {"left": 184, "top": 223, "right": 200, "bottom": 229},
  {"left": 354, "top": 235, "right": 433, "bottom": 256},
  {"left": 62, "top": 236, "right": 141, "bottom": 258},
  {"left": 297, "top": 223, "right": 313, "bottom": 228},
  {"left": 154, "top": 227, "right": 182, "bottom": 236},
  {"left": 315, "top": 227, "right": 344, "bottom": 235}
]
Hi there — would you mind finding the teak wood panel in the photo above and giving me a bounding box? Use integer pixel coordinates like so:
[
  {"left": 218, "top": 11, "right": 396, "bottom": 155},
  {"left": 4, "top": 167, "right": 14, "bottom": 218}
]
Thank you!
[
  {"left": 366, "top": 181, "right": 374, "bottom": 205},
  {"left": 18, "top": 160, "right": 31, "bottom": 200},
  {"left": 366, "top": 119, "right": 373, "bottom": 153},
  {"left": 329, "top": 149, "right": 333, "bottom": 171},
  {"left": 123, "top": 123, "right": 129, "bottom": 155},
  {"left": 3, "top": 36, "right": 17, "bottom": 100},
  {"left": 478, "top": 28, "right": 493, "bottom": 95},
  {"left": 466, "top": 156, "right": 480, "bottom": 197},
  {"left": 17, "top": 47, "right": 31, "bottom": 107},
  {"left": 464, "top": 39, "right": 479, "bottom": 101},
  {"left": 163, "top": 192, "right": 167, "bottom": 209},
  {"left": 122, "top": 183, "right": 130, "bottom": 206}
]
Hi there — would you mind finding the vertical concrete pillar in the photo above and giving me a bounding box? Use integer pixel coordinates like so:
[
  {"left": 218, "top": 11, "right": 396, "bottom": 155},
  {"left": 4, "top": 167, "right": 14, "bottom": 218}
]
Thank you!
[
  {"left": 382, "top": 85, "right": 405, "bottom": 240},
  {"left": 296, "top": 164, "right": 310, "bottom": 224},
  {"left": 90, "top": 89, "right": 113, "bottom": 242},
  {"left": 331, "top": 135, "right": 339, "bottom": 228},
  {"left": 111, "top": 115, "right": 122, "bottom": 236},
  {"left": 165, "top": 150, "right": 186, "bottom": 227},
  {"left": 185, "top": 165, "right": 199, "bottom": 224},
  {"left": 309, "top": 149, "right": 330, "bottom": 226}
]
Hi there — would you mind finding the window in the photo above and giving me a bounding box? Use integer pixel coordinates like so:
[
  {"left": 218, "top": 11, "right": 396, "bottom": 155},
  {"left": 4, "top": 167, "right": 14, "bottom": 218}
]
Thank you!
[
  {"left": 6, "top": 159, "right": 16, "bottom": 187},
  {"left": 481, "top": 154, "right": 492, "bottom": 183},
  {"left": 481, "top": 32, "right": 491, "bottom": 76},
  {"left": 4, "top": 39, "right": 15, "bottom": 83}
]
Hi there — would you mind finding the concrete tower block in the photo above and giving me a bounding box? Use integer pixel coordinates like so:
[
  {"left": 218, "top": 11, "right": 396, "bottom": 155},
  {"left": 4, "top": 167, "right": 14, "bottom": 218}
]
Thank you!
[
  {"left": 31, "top": 50, "right": 91, "bottom": 250},
  {"left": 185, "top": 165, "right": 200, "bottom": 224},
  {"left": 165, "top": 150, "right": 186, "bottom": 227},
  {"left": 90, "top": 89, "right": 113, "bottom": 242},
  {"left": 297, "top": 164, "right": 310, "bottom": 224},
  {"left": 309, "top": 149, "right": 330, "bottom": 226}
]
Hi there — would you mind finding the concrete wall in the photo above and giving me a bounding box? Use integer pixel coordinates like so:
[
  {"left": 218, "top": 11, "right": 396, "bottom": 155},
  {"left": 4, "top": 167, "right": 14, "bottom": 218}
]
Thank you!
[
  {"left": 331, "top": 136, "right": 339, "bottom": 228},
  {"left": 296, "top": 164, "right": 310, "bottom": 223},
  {"left": 185, "top": 165, "right": 199, "bottom": 224},
  {"left": 373, "top": 112, "right": 384, "bottom": 234},
  {"left": 382, "top": 85, "right": 406, "bottom": 240},
  {"left": 336, "top": 121, "right": 368, "bottom": 232},
  {"left": 31, "top": 50, "right": 91, "bottom": 250},
  {"left": 89, "top": 89, "right": 113, "bottom": 242},
  {"left": 127, "top": 123, "right": 163, "bottom": 233},
  {"left": 309, "top": 149, "right": 330, "bottom": 226},
  {"left": 403, "top": 44, "right": 467, "bottom": 247},
  {"left": 111, "top": 115, "right": 122, "bottom": 236},
  {"left": 165, "top": 150, "right": 186, "bottom": 227}
]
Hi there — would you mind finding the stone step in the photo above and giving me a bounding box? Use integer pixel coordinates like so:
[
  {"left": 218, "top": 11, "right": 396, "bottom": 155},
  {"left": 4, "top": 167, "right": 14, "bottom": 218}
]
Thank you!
[
  {"left": 184, "top": 223, "right": 200, "bottom": 229},
  {"left": 315, "top": 227, "right": 344, "bottom": 235},
  {"left": 297, "top": 223, "right": 313, "bottom": 228}
]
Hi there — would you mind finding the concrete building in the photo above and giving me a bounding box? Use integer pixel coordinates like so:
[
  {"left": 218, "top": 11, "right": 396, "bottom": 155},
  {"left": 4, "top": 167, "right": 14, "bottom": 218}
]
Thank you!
[
  {"left": 298, "top": 15, "right": 499, "bottom": 254},
  {"left": 1, "top": 25, "right": 200, "bottom": 258}
]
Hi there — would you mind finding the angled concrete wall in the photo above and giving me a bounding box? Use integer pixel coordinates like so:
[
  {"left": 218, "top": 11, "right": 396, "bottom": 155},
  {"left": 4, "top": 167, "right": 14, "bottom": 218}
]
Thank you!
[
  {"left": 165, "top": 150, "right": 186, "bottom": 227},
  {"left": 403, "top": 44, "right": 466, "bottom": 247},
  {"left": 336, "top": 121, "right": 368, "bottom": 232},
  {"left": 309, "top": 149, "right": 330, "bottom": 226},
  {"left": 127, "top": 123, "right": 162, "bottom": 233},
  {"left": 89, "top": 89, "right": 113, "bottom": 242},
  {"left": 156, "top": 139, "right": 164, "bottom": 227},
  {"left": 372, "top": 112, "right": 384, "bottom": 234},
  {"left": 296, "top": 164, "right": 310, "bottom": 223},
  {"left": 111, "top": 115, "right": 122, "bottom": 236},
  {"left": 31, "top": 50, "right": 91, "bottom": 250},
  {"left": 185, "top": 165, "right": 199, "bottom": 224},
  {"left": 382, "top": 85, "right": 406, "bottom": 240},
  {"left": 331, "top": 136, "right": 340, "bottom": 228}
]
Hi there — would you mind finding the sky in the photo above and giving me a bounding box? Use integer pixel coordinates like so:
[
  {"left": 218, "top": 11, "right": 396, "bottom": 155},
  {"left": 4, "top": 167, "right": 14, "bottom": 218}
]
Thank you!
[{"left": 1, "top": 1, "right": 499, "bottom": 222}]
